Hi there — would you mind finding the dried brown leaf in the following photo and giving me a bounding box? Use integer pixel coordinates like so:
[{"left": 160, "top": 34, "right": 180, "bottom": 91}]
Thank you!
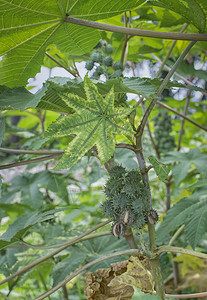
[{"left": 85, "top": 256, "right": 154, "bottom": 299}]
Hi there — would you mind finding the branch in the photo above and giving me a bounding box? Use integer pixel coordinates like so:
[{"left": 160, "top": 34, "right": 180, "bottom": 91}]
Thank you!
[
  {"left": 115, "top": 143, "right": 136, "bottom": 152},
  {"left": 64, "top": 16, "right": 207, "bottom": 41},
  {"left": 124, "top": 227, "right": 139, "bottom": 249},
  {"left": 136, "top": 41, "right": 196, "bottom": 136},
  {"left": 152, "top": 54, "right": 207, "bottom": 97},
  {"left": 0, "top": 220, "right": 112, "bottom": 286},
  {"left": 0, "top": 147, "right": 63, "bottom": 155},
  {"left": 155, "top": 24, "right": 189, "bottom": 77},
  {"left": 158, "top": 245, "right": 207, "bottom": 260},
  {"left": 157, "top": 101, "right": 207, "bottom": 132},
  {"left": 0, "top": 292, "right": 10, "bottom": 300},
  {"left": 135, "top": 145, "right": 165, "bottom": 298},
  {"left": 20, "top": 231, "right": 111, "bottom": 249},
  {"left": 120, "top": 12, "right": 129, "bottom": 67},
  {"left": 35, "top": 249, "right": 143, "bottom": 300},
  {"left": 169, "top": 225, "right": 185, "bottom": 246},
  {"left": 45, "top": 52, "right": 77, "bottom": 77},
  {"left": 0, "top": 153, "right": 62, "bottom": 170},
  {"left": 156, "top": 41, "right": 196, "bottom": 96},
  {"left": 177, "top": 84, "right": 193, "bottom": 150},
  {"left": 72, "top": 56, "right": 81, "bottom": 78},
  {"left": 165, "top": 291, "right": 207, "bottom": 299},
  {"left": 141, "top": 102, "right": 160, "bottom": 159}
]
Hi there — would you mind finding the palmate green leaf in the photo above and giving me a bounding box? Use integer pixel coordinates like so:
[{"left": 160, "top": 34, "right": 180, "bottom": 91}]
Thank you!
[
  {"left": 0, "top": 0, "right": 145, "bottom": 87},
  {"left": 149, "top": 0, "right": 207, "bottom": 32},
  {"left": 52, "top": 247, "right": 87, "bottom": 286},
  {"left": 45, "top": 76, "right": 134, "bottom": 169},
  {"left": 52, "top": 234, "right": 129, "bottom": 286},
  {"left": 1, "top": 76, "right": 205, "bottom": 112},
  {"left": 165, "top": 149, "right": 207, "bottom": 185},
  {"left": 132, "top": 288, "right": 165, "bottom": 300},
  {"left": 0, "top": 207, "right": 70, "bottom": 250},
  {"left": 148, "top": 156, "right": 171, "bottom": 183},
  {"left": 0, "top": 85, "right": 47, "bottom": 111},
  {"left": 157, "top": 189, "right": 207, "bottom": 248},
  {"left": 185, "top": 205, "right": 207, "bottom": 249}
]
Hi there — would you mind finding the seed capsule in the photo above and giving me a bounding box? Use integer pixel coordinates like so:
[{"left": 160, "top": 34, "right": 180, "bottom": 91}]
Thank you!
[
  {"left": 123, "top": 210, "right": 129, "bottom": 224},
  {"left": 147, "top": 209, "right": 159, "bottom": 224},
  {"left": 112, "top": 222, "right": 126, "bottom": 239}
]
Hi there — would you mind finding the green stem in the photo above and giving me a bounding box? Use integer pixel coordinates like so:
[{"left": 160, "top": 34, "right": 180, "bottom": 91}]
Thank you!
[
  {"left": 137, "top": 41, "right": 197, "bottom": 136},
  {"left": 165, "top": 291, "right": 207, "bottom": 299},
  {"left": 64, "top": 16, "right": 207, "bottom": 41},
  {"left": 141, "top": 102, "right": 160, "bottom": 159},
  {"left": 148, "top": 224, "right": 165, "bottom": 299},
  {"left": 152, "top": 54, "right": 207, "bottom": 97},
  {"left": 120, "top": 12, "right": 128, "bottom": 67},
  {"left": 35, "top": 249, "right": 143, "bottom": 300},
  {"left": 36, "top": 268, "right": 52, "bottom": 300},
  {"left": 62, "top": 285, "right": 69, "bottom": 300},
  {"left": 0, "top": 220, "right": 112, "bottom": 286},
  {"left": 155, "top": 24, "right": 188, "bottom": 77},
  {"left": 135, "top": 146, "right": 165, "bottom": 298},
  {"left": 177, "top": 84, "right": 193, "bottom": 150},
  {"left": 0, "top": 292, "right": 10, "bottom": 300},
  {"left": 45, "top": 52, "right": 77, "bottom": 77},
  {"left": 124, "top": 227, "right": 139, "bottom": 249},
  {"left": 157, "top": 101, "right": 207, "bottom": 132},
  {"left": 169, "top": 225, "right": 185, "bottom": 246},
  {"left": 0, "top": 153, "right": 62, "bottom": 170},
  {"left": 0, "top": 147, "right": 63, "bottom": 155},
  {"left": 158, "top": 245, "right": 207, "bottom": 259},
  {"left": 156, "top": 41, "right": 196, "bottom": 96},
  {"left": 20, "top": 231, "right": 111, "bottom": 249}
]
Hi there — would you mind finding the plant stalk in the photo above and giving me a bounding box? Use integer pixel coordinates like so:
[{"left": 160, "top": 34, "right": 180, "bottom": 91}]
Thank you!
[
  {"left": 158, "top": 245, "right": 207, "bottom": 259},
  {"left": 124, "top": 227, "right": 139, "bottom": 249},
  {"left": 0, "top": 153, "right": 62, "bottom": 170},
  {"left": 135, "top": 145, "right": 165, "bottom": 298},
  {"left": 0, "top": 220, "right": 112, "bottom": 286},
  {"left": 35, "top": 249, "right": 143, "bottom": 300},
  {"left": 157, "top": 101, "right": 207, "bottom": 131},
  {"left": 0, "top": 147, "right": 63, "bottom": 155},
  {"left": 45, "top": 52, "right": 77, "bottom": 77},
  {"left": 64, "top": 16, "right": 207, "bottom": 41},
  {"left": 155, "top": 24, "right": 188, "bottom": 77},
  {"left": 152, "top": 54, "right": 207, "bottom": 97},
  {"left": 177, "top": 84, "right": 193, "bottom": 150}
]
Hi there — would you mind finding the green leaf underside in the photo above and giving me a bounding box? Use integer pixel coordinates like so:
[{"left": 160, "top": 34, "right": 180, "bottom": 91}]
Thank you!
[
  {"left": 157, "top": 193, "right": 207, "bottom": 248},
  {"left": 1, "top": 76, "right": 206, "bottom": 112},
  {"left": 45, "top": 76, "right": 134, "bottom": 169},
  {"left": 0, "top": 207, "right": 71, "bottom": 250},
  {"left": 169, "top": 149, "right": 207, "bottom": 185},
  {"left": 0, "top": 0, "right": 145, "bottom": 87},
  {"left": 149, "top": 0, "right": 207, "bottom": 32},
  {"left": 148, "top": 156, "right": 171, "bottom": 183}
]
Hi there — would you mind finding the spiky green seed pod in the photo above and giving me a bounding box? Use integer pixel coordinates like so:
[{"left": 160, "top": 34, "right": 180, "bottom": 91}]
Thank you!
[
  {"left": 105, "top": 44, "right": 113, "bottom": 54},
  {"left": 102, "top": 165, "right": 153, "bottom": 233},
  {"left": 112, "top": 70, "right": 123, "bottom": 78},
  {"left": 95, "top": 66, "right": 104, "bottom": 75},
  {"left": 104, "top": 56, "right": 113, "bottom": 66},
  {"left": 91, "top": 51, "right": 103, "bottom": 63},
  {"left": 85, "top": 60, "right": 94, "bottom": 71},
  {"left": 113, "top": 61, "right": 123, "bottom": 71}
]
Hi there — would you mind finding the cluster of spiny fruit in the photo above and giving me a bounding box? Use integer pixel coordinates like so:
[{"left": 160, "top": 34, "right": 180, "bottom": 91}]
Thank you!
[
  {"left": 85, "top": 40, "right": 123, "bottom": 79},
  {"left": 153, "top": 110, "right": 176, "bottom": 155},
  {"left": 101, "top": 165, "right": 158, "bottom": 238}
]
